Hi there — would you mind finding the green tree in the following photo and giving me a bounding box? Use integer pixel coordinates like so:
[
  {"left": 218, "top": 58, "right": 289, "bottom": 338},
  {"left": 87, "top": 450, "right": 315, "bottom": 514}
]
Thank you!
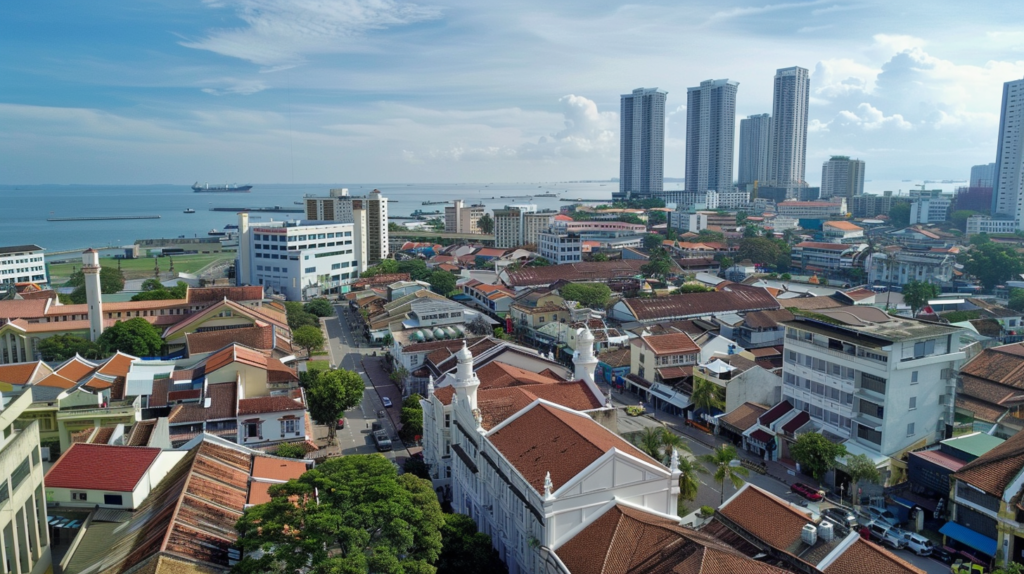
[
  {"left": 361, "top": 259, "right": 400, "bottom": 277},
  {"left": 647, "top": 210, "right": 667, "bottom": 226},
  {"left": 1010, "top": 288, "right": 1024, "bottom": 312},
  {"left": 96, "top": 317, "right": 163, "bottom": 357},
  {"left": 844, "top": 453, "right": 880, "bottom": 506},
  {"left": 436, "top": 513, "right": 506, "bottom": 574},
  {"left": 36, "top": 334, "right": 102, "bottom": 361},
  {"left": 293, "top": 325, "right": 325, "bottom": 358},
  {"left": 950, "top": 210, "right": 979, "bottom": 232},
  {"left": 735, "top": 210, "right": 748, "bottom": 226},
  {"left": 737, "top": 237, "right": 782, "bottom": 266},
  {"left": 429, "top": 270, "right": 457, "bottom": 295},
  {"left": 592, "top": 252, "right": 609, "bottom": 262},
  {"left": 233, "top": 455, "right": 443, "bottom": 574},
  {"left": 889, "top": 203, "right": 911, "bottom": 227},
  {"left": 790, "top": 432, "right": 847, "bottom": 481},
  {"left": 559, "top": 283, "right": 612, "bottom": 309},
  {"left": 398, "top": 259, "right": 432, "bottom": 281},
  {"left": 718, "top": 256, "right": 733, "bottom": 270},
  {"left": 696, "top": 229, "right": 724, "bottom": 243},
  {"left": 65, "top": 266, "right": 126, "bottom": 303},
  {"left": 633, "top": 427, "right": 691, "bottom": 466},
  {"left": 780, "top": 273, "right": 792, "bottom": 281},
  {"left": 676, "top": 456, "right": 706, "bottom": 515},
  {"left": 390, "top": 365, "right": 409, "bottom": 385},
  {"left": 477, "top": 213, "right": 495, "bottom": 234},
  {"left": 404, "top": 457, "right": 431, "bottom": 480},
  {"left": 131, "top": 281, "right": 189, "bottom": 301},
  {"left": 743, "top": 225, "right": 760, "bottom": 238},
  {"left": 493, "top": 327, "right": 511, "bottom": 340},
  {"left": 400, "top": 394, "right": 423, "bottom": 442},
  {"left": 304, "top": 298, "right": 334, "bottom": 317},
  {"left": 963, "top": 242, "right": 1024, "bottom": 292},
  {"left": 643, "top": 234, "right": 665, "bottom": 250},
  {"left": 699, "top": 445, "right": 749, "bottom": 503},
  {"left": 992, "top": 563, "right": 1024, "bottom": 574},
  {"left": 902, "top": 280, "right": 940, "bottom": 316},
  {"left": 305, "top": 368, "right": 364, "bottom": 440},
  {"left": 274, "top": 443, "right": 307, "bottom": 459},
  {"left": 674, "top": 283, "right": 712, "bottom": 294},
  {"left": 690, "top": 377, "right": 724, "bottom": 414},
  {"left": 283, "top": 301, "right": 318, "bottom": 330}
]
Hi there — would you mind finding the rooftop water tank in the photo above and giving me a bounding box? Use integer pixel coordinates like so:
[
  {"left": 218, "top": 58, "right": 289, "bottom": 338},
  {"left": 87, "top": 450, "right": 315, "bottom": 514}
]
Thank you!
[
  {"left": 801, "top": 523, "right": 817, "bottom": 546},
  {"left": 817, "top": 521, "right": 834, "bottom": 542}
]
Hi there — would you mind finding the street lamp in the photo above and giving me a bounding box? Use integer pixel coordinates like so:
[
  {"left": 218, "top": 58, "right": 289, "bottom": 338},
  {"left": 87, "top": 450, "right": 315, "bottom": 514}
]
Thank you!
[{"left": 839, "top": 483, "right": 845, "bottom": 507}]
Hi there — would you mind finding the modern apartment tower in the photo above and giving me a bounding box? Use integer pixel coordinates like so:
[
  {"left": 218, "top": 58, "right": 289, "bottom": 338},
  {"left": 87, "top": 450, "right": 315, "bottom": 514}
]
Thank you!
[
  {"left": 685, "top": 79, "right": 739, "bottom": 193},
  {"left": 993, "top": 78, "right": 1024, "bottom": 221},
  {"left": 303, "top": 188, "right": 389, "bottom": 264},
  {"left": 768, "top": 66, "right": 811, "bottom": 189},
  {"left": 619, "top": 87, "right": 668, "bottom": 198},
  {"left": 738, "top": 113, "right": 771, "bottom": 187},
  {"left": 820, "top": 156, "right": 866, "bottom": 200},
  {"left": 970, "top": 162, "right": 996, "bottom": 188}
]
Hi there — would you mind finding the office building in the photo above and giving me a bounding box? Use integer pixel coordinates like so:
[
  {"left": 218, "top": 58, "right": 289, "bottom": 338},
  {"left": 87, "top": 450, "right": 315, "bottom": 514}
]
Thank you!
[
  {"left": 909, "top": 188, "right": 953, "bottom": 224},
  {"left": 966, "top": 215, "right": 1019, "bottom": 237},
  {"left": 237, "top": 213, "right": 361, "bottom": 300},
  {"left": 776, "top": 199, "right": 845, "bottom": 220},
  {"left": 738, "top": 113, "right": 771, "bottom": 187},
  {"left": 820, "top": 156, "right": 866, "bottom": 200},
  {"left": 782, "top": 306, "right": 965, "bottom": 459},
  {"left": 850, "top": 191, "right": 907, "bottom": 219},
  {"left": 619, "top": 87, "right": 668, "bottom": 197},
  {"left": 0, "top": 388, "right": 51, "bottom": 574},
  {"left": 971, "top": 162, "right": 996, "bottom": 188},
  {"left": 492, "top": 206, "right": 554, "bottom": 248},
  {"left": 768, "top": 66, "right": 810, "bottom": 188},
  {"left": 538, "top": 230, "right": 582, "bottom": 264},
  {"left": 717, "top": 188, "right": 751, "bottom": 209},
  {"left": 685, "top": 79, "right": 738, "bottom": 193},
  {"left": 994, "top": 78, "right": 1024, "bottom": 220},
  {"left": 444, "top": 200, "right": 485, "bottom": 234},
  {"left": 0, "top": 245, "right": 47, "bottom": 290},
  {"left": 669, "top": 211, "right": 708, "bottom": 233},
  {"left": 304, "top": 188, "right": 388, "bottom": 263},
  {"left": 867, "top": 249, "right": 956, "bottom": 287}
]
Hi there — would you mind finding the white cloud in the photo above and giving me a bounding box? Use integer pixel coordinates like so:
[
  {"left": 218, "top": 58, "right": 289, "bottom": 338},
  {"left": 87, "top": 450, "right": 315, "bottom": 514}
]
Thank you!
[
  {"left": 706, "top": 0, "right": 827, "bottom": 23},
  {"left": 181, "top": 0, "right": 442, "bottom": 68},
  {"left": 812, "top": 58, "right": 879, "bottom": 97},
  {"left": 199, "top": 78, "right": 268, "bottom": 96},
  {"left": 835, "top": 103, "right": 912, "bottom": 130},
  {"left": 519, "top": 95, "right": 617, "bottom": 160}
]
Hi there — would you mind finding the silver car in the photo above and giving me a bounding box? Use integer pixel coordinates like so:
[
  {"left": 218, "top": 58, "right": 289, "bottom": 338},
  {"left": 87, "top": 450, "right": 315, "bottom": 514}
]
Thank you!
[{"left": 864, "top": 506, "right": 899, "bottom": 527}]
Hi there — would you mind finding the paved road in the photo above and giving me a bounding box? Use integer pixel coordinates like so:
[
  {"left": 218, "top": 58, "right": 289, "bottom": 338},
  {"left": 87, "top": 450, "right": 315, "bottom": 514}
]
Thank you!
[{"left": 322, "top": 304, "right": 411, "bottom": 465}]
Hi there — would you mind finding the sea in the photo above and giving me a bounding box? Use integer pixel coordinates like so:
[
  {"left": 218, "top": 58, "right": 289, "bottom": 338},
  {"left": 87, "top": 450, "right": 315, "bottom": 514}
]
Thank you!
[{"left": 0, "top": 179, "right": 964, "bottom": 258}]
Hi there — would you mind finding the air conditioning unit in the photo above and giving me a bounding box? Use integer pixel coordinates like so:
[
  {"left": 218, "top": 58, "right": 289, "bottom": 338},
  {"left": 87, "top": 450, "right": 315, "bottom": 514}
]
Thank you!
[
  {"left": 818, "top": 520, "right": 834, "bottom": 542},
  {"left": 801, "top": 523, "right": 817, "bottom": 546}
]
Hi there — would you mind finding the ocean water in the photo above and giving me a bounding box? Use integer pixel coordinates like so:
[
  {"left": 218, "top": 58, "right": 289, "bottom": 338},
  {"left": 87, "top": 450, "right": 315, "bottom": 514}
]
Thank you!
[{"left": 0, "top": 178, "right": 961, "bottom": 256}]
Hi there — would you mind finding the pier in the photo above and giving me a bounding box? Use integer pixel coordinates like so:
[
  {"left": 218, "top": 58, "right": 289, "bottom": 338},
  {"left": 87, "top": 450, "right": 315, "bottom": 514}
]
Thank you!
[
  {"left": 210, "top": 207, "right": 303, "bottom": 213},
  {"left": 47, "top": 215, "right": 160, "bottom": 221}
]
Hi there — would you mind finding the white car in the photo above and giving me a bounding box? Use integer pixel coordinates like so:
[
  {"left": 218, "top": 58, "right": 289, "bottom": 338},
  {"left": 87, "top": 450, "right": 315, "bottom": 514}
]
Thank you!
[
  {"left": 382, "top": 396, "right": 393, "bottom": 408},
  {"left": 899, "top": 531, "right": 934, "bottom": 556},
  {"left": 867, "top": 521, "right": 907, "bottom": 550}
]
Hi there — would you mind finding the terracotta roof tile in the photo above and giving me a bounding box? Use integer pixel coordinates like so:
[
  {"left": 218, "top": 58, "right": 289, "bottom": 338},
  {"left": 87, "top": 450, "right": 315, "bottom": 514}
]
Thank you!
[
  {"left": 476, "top": 381, "right": 602, "bottom": 430},
  {"left": 127, "top": 420, "right": 157, "bottom": 447},
  {"left": 640, "top": 332, "right": 700, "bottom": 355},
  {"left": 54, "top": 355, "right": 99, "bottom": 382},
  {"left": 621, "top": 284, "right": 779, "bottom": 322},
  {"left": 186, "top": 325, "right": 277, "bottom": 355},
  {"left": 504, "top": 260, "right": 646, "bottom": 287},
  {"left": 719, "top": 485, "right": 812, "bottom": 551},
  {"left": 168, "top": 383, "right": 237, "bottom": 423},
  {"left": 237, "top": 395, "right": 305, "bottom": 416},
  {"left": 824, "top": 538, "right": 925, "bottom": 574},
  {"left": 0, "top": 361, "right": 47, "bottom": 385},
  {"left": 720, "top": 402, "right": 768, "bottom": 432},
  {"left": 597, "top": 347, "right": 631, "bottom": 368},
  {"left": 954, "top": 427, "right": 1024, "bottom": 496},
  {"left": 97, "top": 351, "right": 138, "bottom": 378},
  {"left": 45, "top": 444, "right": 161, "bottom": 492},
  {"left": 743, "top": 309, "right": 795, "bottom": 330},
  {"left": 251, "top": 457, "right": 308, "bottom": 481},
  {"left": 488, "top": 402, "right": 659, "bottom": 495}
]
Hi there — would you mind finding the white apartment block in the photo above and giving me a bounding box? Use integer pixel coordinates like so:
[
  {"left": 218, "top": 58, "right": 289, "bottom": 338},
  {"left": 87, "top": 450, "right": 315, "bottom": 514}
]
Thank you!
[
  {"left": 1, "top": 388, "right": 52, "bottom": 574},
  {"left": 538, "top": 230, "right": 582, "bottom": 264},
  {"left": 660, "top": 190, "right": 718, "bottom": 211},
  {"left": 0, "top": 245, "right": 47, "bottom": 288},
  {"left": 236, "top": 213, "right": 361, "bottom": 301},
  {"left": 493, "top": 206, "right": 554, "bottom": 248},
  {"left": 303, "top": 188, "right": 354, "bottom": 222},
  {"left": 302, "top": 188, "right": 388, "bottom": 263},
  {"left": 717, "top": 188, "right": 751, "bottom": 209},
  {"left": 866, "top": 250, "right": 956, "bottom": 286},
  {"left": 782, "top": 307, "right": 965, "bottom": 460},
  {"left": 776, "top": 199, "right": 846, "bottom": 219},
  {"left": 669, "top": 212, "right": 708, "bottom": 233},
  {"left": 909, "top": 189, "right": 952, "bottom": 225},
  {"left": 445, "top": 200, "right": 485, "bottom": 234},
  {"left": 421, "top": 333, "right": 679, "bottom": 574},
  {"left": 820, "top": 156, "right": 866, "bottom": 200},
  {"left": 966, "top": 215, "right": 1019, "bottom": 237},
  {"left": 994, "top": 78, "right": 1024, "bottom": 220},
  {"left": 620, "top": 88, "right": 668, "bottom": 196}
]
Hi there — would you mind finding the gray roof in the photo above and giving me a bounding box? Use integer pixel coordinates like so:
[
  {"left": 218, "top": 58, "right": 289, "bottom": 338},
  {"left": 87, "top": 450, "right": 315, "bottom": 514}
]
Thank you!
[{"left": 0, "top": 244, "right": 43, "bottom": 255}]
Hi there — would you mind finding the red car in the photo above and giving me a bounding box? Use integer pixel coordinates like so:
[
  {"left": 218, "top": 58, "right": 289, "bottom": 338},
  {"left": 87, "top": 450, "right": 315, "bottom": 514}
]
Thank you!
[
  {"left": 337, "top": 418, "right": 345, "bottom": 429},
  {"left": 790, "top": 482, "right": 823, "bottom": 501}
]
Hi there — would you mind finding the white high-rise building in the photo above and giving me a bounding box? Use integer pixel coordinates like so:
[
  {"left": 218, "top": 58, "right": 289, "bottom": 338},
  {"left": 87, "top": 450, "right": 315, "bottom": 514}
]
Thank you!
[
  {"left": 619, "top": 87, "right": 668, "bottom": 198},
  {"left": 304, "top": 188, "right": 388, "bottom": 263},
  {"left": 970, "top": 162, "right": 996, "bottom": 188},
  {"left": 768, "top": 66, "right": 810, "bottom": 188},
  {"left": 445, "top": 200, "right": 485, "bottom": 234},
  {"left": 993, "top": 78, "right": 1024, "bottom": 222},
  {"left": 820, "top": 156, "right": 866, "bottom": 200},
  {"left": 685, "top": 79, "right": 739, "bottom": 194},
  {"left": 738, "top": 113, "right": 771, "bottom": 187}
]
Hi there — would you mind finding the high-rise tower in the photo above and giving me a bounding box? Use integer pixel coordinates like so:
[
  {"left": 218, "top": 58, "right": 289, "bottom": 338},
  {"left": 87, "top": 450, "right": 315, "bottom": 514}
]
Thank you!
[
  {"left": 619, "top": 88, "right": 668, "bottom": 198},
  {"left": 738, "top": 113, "right": 771, "bottom": 187},
  {"left": 768, "top": 66, "right": 810, "bottom": 189},
  {"left": 685, "top": 79, "right": 739, "bottom": 193},
  {"left": 993, "top": 78, "right": 1024, "bottom": 222},
  {"left": 820, "top": 156, "right": 866, "bottom": 200}
]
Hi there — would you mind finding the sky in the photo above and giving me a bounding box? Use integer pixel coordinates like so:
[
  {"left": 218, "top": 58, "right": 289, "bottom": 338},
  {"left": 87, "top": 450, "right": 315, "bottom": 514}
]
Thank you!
[{"left": 2, "top": 0, "right": 1024, "bottom": 186}]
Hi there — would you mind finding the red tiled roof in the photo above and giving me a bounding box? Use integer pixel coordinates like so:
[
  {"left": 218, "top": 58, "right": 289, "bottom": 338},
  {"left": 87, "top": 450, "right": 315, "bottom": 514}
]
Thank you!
[
  {"left": 251, "top": 457, "right": 308, "bottom": 481},
  {"left": 781, "top": 411, "right": 811, "bottom": 434},
  {"left": 45, "top": 444, "right": 161, "bottom": 492},
  {"left": 720, "top": 402, "right": 768, "bottom": 431},
  {"left": 237, "top": 395, "right": 305, "bottom": 416},
  {"left": 954, "top": 428, "right": 1024, "bottom": 496},
  {"left": 167, "top": 382, "right": 237, "bottom": 423},
  {"left": 824, "top": 538, "right": 925, "bottom": 574},
  {"left": 719, "top": 485, "right": 811, "bottom": 551},
  {"left": 0, "top": 361, "right": 48, "bottom": 385},
  {"left": 476, "top": 381, "right": 602, "bottom": 430},
  {"left": 620, "top": 284, "right": 779, "bottom": 322},
  {"left": 0, "top": 299, "right": 49, "bottom": 320},
  {"left": 34, "top": 372, "right": 81, "bottom": 389},
  {"left": 639, "top": 332, "right": 699, "bottom": 355},
  {"left": 167, "top": 389, "right": 202, "bottom": 402},
  {"left": 910, "top": 449, "right": 966, "bottom": 473},
  {"left": 186, "top": 325, "right": 277, "bottom": 355},
  {"left": 795, "top": 242, "right": 855, "bottom": 251},
  {"left": 97, "top": 351, "right": 137, "bottom": 378},
  {"left": 750, "top": 429, "right": 773, "bottom": 443},
  {"left": 54, "top": 355, "right": 99, "bottom": 381},
  {"left": 488, "top": 402, "right": 660, "bottom": 495},
  {"left": 187, "top": 285, "right": 264, "bottom": 304},
  {"left": 504, "top": 260, "right": 646, "bottom": 287},
  {"left": 759, "top": 400, "right": 794, "bottom": 426},
  {"left": 823, "top": 221, "right": 862, "bottom": 231}
]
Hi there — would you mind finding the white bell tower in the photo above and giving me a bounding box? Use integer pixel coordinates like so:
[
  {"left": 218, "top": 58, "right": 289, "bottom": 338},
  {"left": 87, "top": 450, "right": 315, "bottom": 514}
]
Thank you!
[
  {"left": 573, "top": 326, "right": 599, "bottom": 387},
  {"left": 82, "top": 249, "right": 104, "bottom": 341},
  {"left": 451, "top": 342, "right": 480, "bottom": 411}
]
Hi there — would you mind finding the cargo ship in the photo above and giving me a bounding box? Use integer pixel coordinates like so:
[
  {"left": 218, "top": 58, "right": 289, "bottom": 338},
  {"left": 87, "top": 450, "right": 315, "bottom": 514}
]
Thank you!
[{"left": 192, "top": 182, "right": 253, "bottom": 193}]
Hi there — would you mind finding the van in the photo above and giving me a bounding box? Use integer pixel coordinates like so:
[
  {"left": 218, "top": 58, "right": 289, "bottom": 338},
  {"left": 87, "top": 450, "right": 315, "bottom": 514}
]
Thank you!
[
  {"left": 867, "top": 522, "right": 906, "bottom": 550},
  {"left": 899, "top": 531, "right": 934, "bottom": 556}
]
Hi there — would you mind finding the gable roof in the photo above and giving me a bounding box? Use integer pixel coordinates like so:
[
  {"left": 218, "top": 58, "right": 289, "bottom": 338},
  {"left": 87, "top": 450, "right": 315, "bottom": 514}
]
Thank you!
[
  {"left": 168, "top": 383, "right": 238, "bottom": 424},
  {"left": 504, "top": 260, "right": 646, "bottom": 287},
  {"left": 164, "top": 298, "right": 287, "bottom": 339},
  {"left": 720, "top": 402, "right": 768, "bottom": 432},
  {"left": 186, "top": 285, "right": 264, "bottom": 304},
  {"left": 954, "top": 428, "right": 1024, "bottom": 496},
  {"left": 185, "top": 325, "right": 278, "bottom": 355},
  {"left": 718, "top": 484, "right": 813, "bottom": 551},
  {"left": 620, "top": 284, "right": 779, "bottom": 322},
  {"left": 637, "top": 332, "right": 700, "bottom": 355},
  {"left": 237, "top": 395, "right": 305, "bottom": 416},
  {"left": 488, "top": 402, "right": 659, "bottom": 495},
  {"left": 823, "top": 538, "right": 925, "bottom": 574},
  {"left": 0, "top": 361, "right": 51, "bottom": 385},
  {"left": 45, "top": 444, "right": 161, "bottom": 492}
]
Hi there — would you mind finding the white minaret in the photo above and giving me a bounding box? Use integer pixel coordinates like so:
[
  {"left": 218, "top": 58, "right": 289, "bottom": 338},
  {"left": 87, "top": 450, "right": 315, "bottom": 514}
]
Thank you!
[
  {"left": 452, "top": 342, "right": 480, "bottom": 411},
  {"left": 573, "top": 326, "right": 599, "bottom": 390},
  {"left": 237, "top": 212, "right": 251, "bottom": 286},
  {"left": 82, "top": 249, "right": 104, "bottom": 341}
]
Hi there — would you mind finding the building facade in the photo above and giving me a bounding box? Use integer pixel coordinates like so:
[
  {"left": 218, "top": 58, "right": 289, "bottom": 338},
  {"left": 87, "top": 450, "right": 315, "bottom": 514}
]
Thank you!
[
  {"left": 738, "top": 113, "right": 771, "bottom": 187},
  {"left": 301, "top": 188, "right": 388, "bottom": 263},
  {"left": 619, "top": 87, "right": 668, "bottom": 197},
  {"left": 966, "top": 215, "right": 1019, "bottom": 237},
  {"left": 445, "top": 200, "right": 485, "bottom": 234},
  {"left": 820, "top": 156, "right": 866, "bottom": 200},
  {"left": 971, "top": 162, "right": 996, "bottom": 188},
  {"left": 994, "top": 77, "right": 1024, "bottom": 221},
  {"left": 866, "top": 250, "right": 956, "bottom": 287},
  {"left": 768, "top": 66, "right": 810, "bottom": 188},
  {"left": 850, "top": 191, "right": 906, "bottom": 219},
  {"left": 909, "top": 189, "right": 953, "bottom": 225},
  {"left": 538, "top": 230, "right": 582, "bottom": 264},
  {"left": 0, "top": 245, "right": 47, "bottom": 290},
  {"left": 0, "top": 389, "right": 52, "bottom": 574},
  {"left": 685, "top": 79, "right": 738, "bottom": 194}
]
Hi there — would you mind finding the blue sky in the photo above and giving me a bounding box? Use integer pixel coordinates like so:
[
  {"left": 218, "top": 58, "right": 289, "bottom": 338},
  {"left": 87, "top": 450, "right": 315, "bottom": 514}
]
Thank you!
[{"left": 3, "top": 0, "right": 1024, "bottom": 185}]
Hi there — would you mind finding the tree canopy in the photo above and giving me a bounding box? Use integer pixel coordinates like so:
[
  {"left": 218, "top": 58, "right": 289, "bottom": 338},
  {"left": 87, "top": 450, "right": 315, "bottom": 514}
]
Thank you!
[
  {"left": 643, "top": 234, "right": 665, "bottom": 250},
  {"left": 304, "top": 298, "right": 334, "bottom": 318},
  {"left": 674, "top": 283, "right": 712, "bottom": 294},
  {"left": 476, "top": 213, "right": 495, "bottom": 234},
  {"left": 64, "top": 266, "right": 125, "bottom": 304},
  {"left": 963, "top": 242, "right": 1024, "bottom": 292},
  {"left": 398, "top": 259, "right": 432, "bottom": 281},
  {"left": 131, "top": 280, "right": 188, "bottom": 301},
  {"left": 559, "top": 282, "right": 612, "bottom": 309},
  {"left": 1010, "top": 288, "right": 1024, "bottom": 312},
  {"left": 640, "top": 247, "right": 673, "bottom": 279},
  {"left": 37, "top": 334, "right": 102, "bottom": 361},
  {"left": 699, "top": 445, "right": 748, "bottom": 503},
  {"left": 436, "top": 513, "right": 506, "bottom": 574},
  {"left": 233, "top": 454, "right": 444, "bottom": 574},
  {"left": 400, "top": 393, "right": 423, "bottom": 442},
  {"left": 901, "top": 280, "right": 940, "bottom": 316},
  {"left": 888, "top": 203, "right": 911, "bottom": 228},
  {"left": 293, "top": 325, "right": 326, "bottom": 358},
  {"left": 428, "top": 270, "right": 457, "bottom": 295},
  {"left": 96, "top": 317, "right": 163, "bottom": 357},
  {"left": 361, "top": 259, "right": 400, "bottom": 277},
  {"left": 737, "top": 237, "right": 782, "bottom": 266},
  {"left": 284, "top": 301, "right": 318, "bottom": 330},
  {"left": 304, "top": 367, "right": 364, "bottom": 439},
  {"left": 790, "top": 432, "right": 847, "bottom": 480}
]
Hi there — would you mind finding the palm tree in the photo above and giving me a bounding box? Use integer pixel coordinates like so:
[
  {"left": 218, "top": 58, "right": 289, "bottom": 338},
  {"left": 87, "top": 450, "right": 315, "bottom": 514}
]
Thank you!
[
  {"left": 690, "top": 377, "right": 725, "bottom": 421},
  {"left": 676, "top": 455, "right": 706, "bottom": 515},
  {"left": 657, "top": 427, "right": 691, "bottom": 461},
  {"left": 634, "top": 427, "right": 692, "bottom": 466},
  {"left": 699, "top": 444, "right": 749, "bottom": 504}
]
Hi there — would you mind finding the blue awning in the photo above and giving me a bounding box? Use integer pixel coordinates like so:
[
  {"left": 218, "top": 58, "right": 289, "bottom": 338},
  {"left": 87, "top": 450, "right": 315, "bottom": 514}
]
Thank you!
[{"left": 940, "top": 522, "right": 997, "bottom": 557}]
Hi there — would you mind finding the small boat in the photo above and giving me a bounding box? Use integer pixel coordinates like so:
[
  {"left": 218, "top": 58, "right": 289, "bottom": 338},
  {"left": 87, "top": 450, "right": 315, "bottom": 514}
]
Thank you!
[
  {"left": 224, "top": 224, "right": 238, "bottom": 230},
  {"left": 183, "top": 208, "right": 195, "bottom": 214},
  {"left": 208, "top": 229, "right": 226, "bottom": 236}
]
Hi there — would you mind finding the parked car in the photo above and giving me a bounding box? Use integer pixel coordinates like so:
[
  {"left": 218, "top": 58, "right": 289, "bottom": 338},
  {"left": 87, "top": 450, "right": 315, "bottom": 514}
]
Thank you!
[
  {"left": 866, "top": 521, "right": 907, "bottom": 550},
  {"left": 790, "top": 482, "right": 823, "bottom": 501},
  {"left": 382, "top": 396, "right": 393, "bottom": 408},
  {"left": 864, "top": 506, "right": 900, "bottom": 527},
  {"left": 930, "top": 546, "right": 953, "bottom": 564},
  {"left": 821, "top": 507, "right": 856, "bottom": 529},
  {"left": 898, "top": 531, "right": 934, "bottom": 556},
  {"left": 337, "top": 418, "right": 345, "bottom": 429}
]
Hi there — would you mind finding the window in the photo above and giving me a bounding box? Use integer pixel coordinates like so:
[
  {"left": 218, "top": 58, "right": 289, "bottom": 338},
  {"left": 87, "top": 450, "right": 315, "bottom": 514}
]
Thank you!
[
  {"left": 305, "top": 267, "right": 316, "bottom": 273},
  {"left": 244, "top": 422, "right": 261, "bottom": 439},
  {"left": 911, "top": 371, "right": 918, "bottom": 384},
  {"left": 104, "top": 494, "right": 124, "bottom": 505},
  {"left": 281, "top": 419, "right": 298, "bottom": 435},
  {"left": 444, "top": 413, "right": 451, "bottom": 428},
  {"left": 72, "top": 492, "right": 88, "bottom": 501},
  {"left": 907, "top": 422, "right": 915, "bottom": 436},
  {"left": 909, "top": 397, "right": 917, "bottom": 410}
]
